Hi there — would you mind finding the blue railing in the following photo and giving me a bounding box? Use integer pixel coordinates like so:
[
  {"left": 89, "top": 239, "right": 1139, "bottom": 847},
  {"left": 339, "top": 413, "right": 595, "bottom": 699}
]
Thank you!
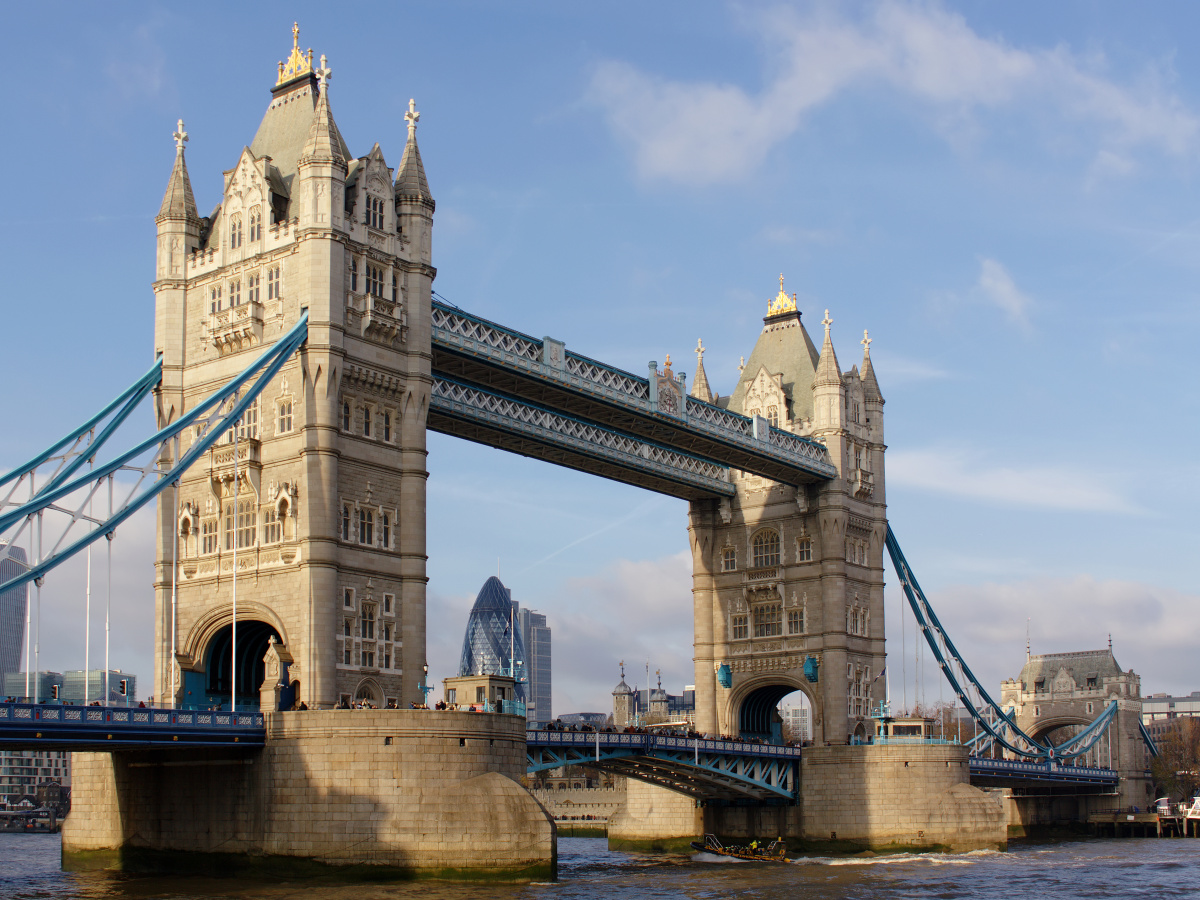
[
  {"left": 969, "top": 755, "right": 1117, "bottom": 784},
  {"left": 0, "top": 701, "right": 265, "bottom": 748},
  {"left": 527, "top": 729, "right": 802, "bottom": 759}
]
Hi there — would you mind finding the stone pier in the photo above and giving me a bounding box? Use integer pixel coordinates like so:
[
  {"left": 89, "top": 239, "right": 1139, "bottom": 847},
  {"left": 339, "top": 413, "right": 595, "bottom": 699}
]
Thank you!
[{"left": 62, "top": 710, "right": 555, "bottom": 881}]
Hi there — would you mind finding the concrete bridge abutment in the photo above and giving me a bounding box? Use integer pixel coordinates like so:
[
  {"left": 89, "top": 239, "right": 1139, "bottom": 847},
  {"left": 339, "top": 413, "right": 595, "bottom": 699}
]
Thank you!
[{"left": 62, "top": 710, "right": 555, "bottom": 881}]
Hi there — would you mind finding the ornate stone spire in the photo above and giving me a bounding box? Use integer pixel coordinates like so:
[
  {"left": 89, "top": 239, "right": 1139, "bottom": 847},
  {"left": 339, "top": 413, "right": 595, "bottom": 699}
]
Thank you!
[
  {"left": 690, "top": 338, "right": 714, "bottom": 403},
  {"left": 396, "top": 98, "right": 434, "bottom": 208},
  {"left": 158, "top": 119, "right": 198, "bottom": 220},
  {"left": 860, "top": 329, "right": 883, "bottom": 401},
  {"left": 813, "top": 309, "right": 842, "bottom": 387},
  {"left": 299, "top": 57, "right": 346, "bottom": 167}
]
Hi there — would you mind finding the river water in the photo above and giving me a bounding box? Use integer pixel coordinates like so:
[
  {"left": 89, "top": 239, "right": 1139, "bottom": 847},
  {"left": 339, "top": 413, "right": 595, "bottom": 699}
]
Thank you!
[{"left": 2, "top": 834, "right": 1196, "bottom": 899}]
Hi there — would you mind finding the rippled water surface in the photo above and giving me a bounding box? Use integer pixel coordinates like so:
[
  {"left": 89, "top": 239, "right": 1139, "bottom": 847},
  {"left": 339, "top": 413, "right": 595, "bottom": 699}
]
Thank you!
[{"left": 3, "top": 834, "right": 1198, "bottom": 899}]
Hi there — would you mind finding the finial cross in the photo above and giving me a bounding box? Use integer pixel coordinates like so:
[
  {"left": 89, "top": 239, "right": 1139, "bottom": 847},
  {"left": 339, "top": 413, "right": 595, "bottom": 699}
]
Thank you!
[
  {"left": 861, "top": 329, "right": 871, "bottom": 355},
  {"left": 779, "top": 273, "right": 785, "bottom": 292},
  {"left": 173, "top": 119, "right": 188, "bottom": 152},
  {"left": 316, "top": 54, "right": 331, "bottom": 89},
  {"left": 822, "top": 309, "right": 832, "bottom": 335},
  {"left": 406, "top": 98, "right": 420, "bottom": 131},
  {"left": 695, "top": 338, "right": 705, "bottom": 359},
  {"left": 292, "top": 22, "right": 300, "bottom": 49}
]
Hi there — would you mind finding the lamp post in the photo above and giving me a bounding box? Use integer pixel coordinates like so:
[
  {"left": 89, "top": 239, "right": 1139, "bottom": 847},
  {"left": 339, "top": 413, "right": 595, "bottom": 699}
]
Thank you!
[{"left": 418, "top": 664, "right": 433, "bottom": 707}]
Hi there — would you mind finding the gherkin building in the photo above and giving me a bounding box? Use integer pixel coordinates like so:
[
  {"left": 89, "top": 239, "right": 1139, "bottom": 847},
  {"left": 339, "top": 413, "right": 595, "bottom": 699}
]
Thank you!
[{"left": 458, "top": 576, "right": 527, "bottom": 701}]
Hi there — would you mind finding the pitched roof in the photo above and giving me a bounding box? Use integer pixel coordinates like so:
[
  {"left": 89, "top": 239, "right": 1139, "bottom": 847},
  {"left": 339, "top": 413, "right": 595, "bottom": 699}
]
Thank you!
[
  {"left": 250, "top": 76, "right": 350, "bottom": 195},
  {"left": 813, "top": 311, "right": 842, "bottom": 388},
  {"left": 690, "top": 345, "right": 714, "bottom": 404},
  {"left": 396, "top": 126, "right": 433, "bottom": 208},
  {"left": 299, "top": 80, "right": 347, "bottom": 166},
  {"left": 723, "top": 309, "right": 821, "bottom": 420},
  {"left": 861, "top": 345, "right": 883, "bottom": 402},
  {"left": 1017, "top": 649, "right": 1123, "bottom": 687}
]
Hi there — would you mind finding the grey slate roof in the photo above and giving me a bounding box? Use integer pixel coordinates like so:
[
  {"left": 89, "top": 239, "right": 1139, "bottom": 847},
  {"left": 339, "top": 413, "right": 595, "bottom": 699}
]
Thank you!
[
  {"left": 396, "top": 131, "right": 433, "bottom": 208},
  {"left": 861, "top": 350, "right": 883, "bottom": 402},
  {"left": 724, "top": 310, "right": 821, "bottom": 421},
  {"left": 250, "top": 77, "right": 350, "bottom": 199},
  {"left": 690, "top": 352, "right": 714, "bottom": 403},
  {"left": 1017, "top": 649, "right": 1123, "bottom": 687}
]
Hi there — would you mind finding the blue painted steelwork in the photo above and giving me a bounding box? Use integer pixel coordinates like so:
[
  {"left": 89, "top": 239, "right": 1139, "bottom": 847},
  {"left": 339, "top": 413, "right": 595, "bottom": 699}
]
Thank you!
[
  {"left": 526, "top": 729, "right": 800, "bottom": 802},
  {"left": 0, "top": 314, "right": 308, "bottom": 595},
  {"left": 803, "top": 656, "right": 820, "bottom": 683},
  {"left": 0, "top": 701, "right": 265, "bottom": 750},
  {"left": 430, "top": 302, "right": 836, "bottom": 483},
  {"left": 430, "top": 375, "right": 736, "bottom": 498},
  {"left": 969, "top": 755, "right": 1118, "bottom": 789},
  {"left": 1139, "top": 720, "right": 1160, "bottom": 757},
  {"left": 886, "top": 525, "right": 1120, "bottom": 761}
]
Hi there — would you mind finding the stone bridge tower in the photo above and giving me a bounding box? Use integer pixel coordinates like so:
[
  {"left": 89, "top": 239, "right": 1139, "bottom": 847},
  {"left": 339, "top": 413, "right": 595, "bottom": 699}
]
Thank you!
[
  {"left": 151, "top": 28, "right": 435, "bottom": 710},
  {"left": 688, "top": 279, "right": 887, "bottom": 744},
  {"left": 1001, "top": 648, "right": 1151, "bottom": 809}
]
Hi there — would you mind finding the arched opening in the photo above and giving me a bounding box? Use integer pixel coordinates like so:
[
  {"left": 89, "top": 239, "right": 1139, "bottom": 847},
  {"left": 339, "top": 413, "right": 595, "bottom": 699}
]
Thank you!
[
  {"left": 202, "top": 620, "right": 282, "bottom": 711},
  {"left": 738, "top": 684, "right": 812, "bottom": 744},
  {"left": 354, "top": 678, "right": 382, "bottom": 707}
]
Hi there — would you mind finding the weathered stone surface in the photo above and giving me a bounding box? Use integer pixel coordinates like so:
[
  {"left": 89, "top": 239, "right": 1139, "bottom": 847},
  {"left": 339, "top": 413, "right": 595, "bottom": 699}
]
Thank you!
[{"left": 62, "top": 711, "right": 555, "bottom": 881}]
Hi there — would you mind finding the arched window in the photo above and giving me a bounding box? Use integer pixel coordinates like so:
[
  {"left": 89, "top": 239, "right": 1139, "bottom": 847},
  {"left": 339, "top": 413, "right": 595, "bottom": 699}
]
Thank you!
[
  {"left": 341, "top": 505, "right": 351, "bottom": 541},
  {"left": 230, "top": 215, "right": 243, "bottom": 249},
  {"left": 350, "top": 258, "right": 359, "bottom": 292},
  {"left": 249, "top": 207, "right": 262, "bottom": 242},
  {"left": 263, "top": 508, "right": 281, "bottom": 544},
  {"left": 358, "top": 508, "right": 374, "bottom": 545},
  {"left": 751, "top": 530, "right": 780, "bottom": 568},
  {"left": 797, "top": 538, "right": 812, "bottom": 562},
  {"left": 342, "top": 401, "right": 351, "bottom": 431}
]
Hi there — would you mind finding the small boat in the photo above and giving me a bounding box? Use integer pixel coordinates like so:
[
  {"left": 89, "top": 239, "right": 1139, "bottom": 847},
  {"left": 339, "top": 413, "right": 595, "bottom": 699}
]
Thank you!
[{"left": 690, "top": 833, "right": 788, "bottom": 861}]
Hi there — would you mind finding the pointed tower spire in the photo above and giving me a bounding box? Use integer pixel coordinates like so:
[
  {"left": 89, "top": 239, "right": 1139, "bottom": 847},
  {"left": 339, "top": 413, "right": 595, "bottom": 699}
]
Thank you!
[
  {"left": 158, "top": 119, "right": 198, "bottom": 220},
  {"left": 299, "top": 55, "right": 346, "bottom": 167},
  {"left": 690, "top": 338, "right": 714, "bottom": 403},
  {"left": 396, "top": 98, "right": 434, "bottom": 209},
  {"left": 814, "top": 309, "right": 841, "bottom": 387},
  {"left": 860, "top": 329, "right": 883, "bottom": 402}
]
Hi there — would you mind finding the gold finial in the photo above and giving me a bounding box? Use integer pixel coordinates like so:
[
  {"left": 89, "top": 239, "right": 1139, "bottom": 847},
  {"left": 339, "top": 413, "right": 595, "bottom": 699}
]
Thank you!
[
  {"left": 663, "top": 354, "right": 673, "bottom": 376},
  {"left": 767, "top": 273, "right": 798, "bottom": 316},
  {"left": 277, "top": 22, "right": 315, "bottom": 86}
]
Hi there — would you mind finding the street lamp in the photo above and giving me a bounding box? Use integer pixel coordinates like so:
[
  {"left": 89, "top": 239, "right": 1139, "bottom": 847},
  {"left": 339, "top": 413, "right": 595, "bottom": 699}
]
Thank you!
[{"left": 418, "top": 664, "right": 433, "bottom": 707}]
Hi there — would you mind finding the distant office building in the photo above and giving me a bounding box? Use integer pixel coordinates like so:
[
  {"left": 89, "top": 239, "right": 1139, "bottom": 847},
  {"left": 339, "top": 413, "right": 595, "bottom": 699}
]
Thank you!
[
  {"left": 2, "top": 671, "right": 62, "bottom": 702},
  {"left": 516, "top": 605, "right": 552, "bottom": 727},
  {"left": 1143, "top": 692, "right": 1200, "bottom": 724},
  {"left": 780, "top": 704, "right": 810, "bottom": 742},
  {"left": 0, "top": 543, "right": 28, "bottom": 677},
  {"left": 458, "top": 577, "right": 527, "bottom": 702},
  {"left": 62, "top": 670, "right": 137, "bottom": 704},
  {"left": 0, "top": 749, "right": 70, "bottom": 809}
]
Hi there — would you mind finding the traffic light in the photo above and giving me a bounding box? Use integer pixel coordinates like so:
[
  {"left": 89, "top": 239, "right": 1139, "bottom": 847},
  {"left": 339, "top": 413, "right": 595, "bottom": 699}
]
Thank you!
[
  {"left": 118, "top": 679, "right": 128, "bottom": 697},
  {"left": 50, "top": 685, "right": 59, "bottom": 700}
]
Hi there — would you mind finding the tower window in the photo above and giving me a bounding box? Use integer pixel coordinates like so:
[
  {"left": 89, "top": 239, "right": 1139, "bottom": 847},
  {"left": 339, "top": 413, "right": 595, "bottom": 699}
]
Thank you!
[
  {"left": 731, "top": 615, "right": 748, "bottom": 640},
  {"left": 343, "top": 587, "right": 355, "bottom": 608},
  {"left": 249, "top": 207, "right": 262, "bottom": 242},
  {"left": 752, "top": 604, "right": 782, "bottom": 638},
  {"left": 230, "top": 215, "right": 242, "bottom": 249},
  {"left": 229, "top": 279, "right": 241, "bottom": 308},
  {"left": 383, "top": 593, "right": 393, "bottom": 614},
  {"left": 363, "top": 406, "right": 372, "bottom": 437},
  {"left": 367, "top": 264, "right": 384, "bottom": 297},
  {"left": 392, "top": 273, "right": 399, "bottom": 303},
  {"left": 358, "top": 509, "right": 374, "bottom": 546},
  {"left": 210, "top": 285, "right": 222, "bottom": 314},
  {"left": 247, "top": 273, "right": 260, "bottom": 305},
  {"left": 342, "top": 400, "right": 351, "bottom": 431},
  {"left": 722, "top": 547, "right": 736, "bottom": 571},
  {"left": 366, "top": 195, "right": 384, "bottom": 230},
  {"left": 751, "top": 530, "right": 780, "bottom": 568},
  {"left": 278, "top": 400, "right": 293, "bottom": 434},
  {"left": 361, "top": 605, "right": 375, "bottom": 639},
  {"left": 788, "top": 609, "right": 803, "bottom": 634},
  {"left": 383, "top": 411, "right": 391, "bottom": 442},
  {"left": 350, "top": 258, "right": 358, "bottom": 292},
  {"left": 343, "top": 619, "right": 351, "bottom": 637},
  {"left": 201, "top": 519, "right": 218, "bottom": 554},
  {"left": 267, "top": 266, "right": 281, "bottom": 300},
  {"left": 798, "top": 538, "right": 813, "bottom": 562},
  {"left": 361, "top": 650, "right": 375, "bottom": 668},
  {"left": 381, "top": 513, "right": 390, "bottom": 549},
  {"left": 341, "top": 505, "right": 351, "bottom": 541},
  {"left": 263, "top": 508, "right": 281, "bottom": 544}
]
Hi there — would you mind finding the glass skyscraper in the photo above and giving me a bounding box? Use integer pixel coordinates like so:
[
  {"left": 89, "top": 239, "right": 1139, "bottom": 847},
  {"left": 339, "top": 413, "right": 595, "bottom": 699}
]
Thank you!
[
  {"left": 458, "top": 577, "right": 527, "bottom": 702},
  {"left": 0, "top": 543, "right": 28, "bottom": 678}
]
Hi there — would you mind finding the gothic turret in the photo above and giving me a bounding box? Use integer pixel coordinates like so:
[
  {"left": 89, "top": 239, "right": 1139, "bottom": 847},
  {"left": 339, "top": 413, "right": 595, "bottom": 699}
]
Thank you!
[
  {"left": 158, "top": 121, "right": 198, "bottom": 224},
  {"left": 395, "top": 99, "right": 434, "bottom": 209},
  {"left": 860, "top": 330, "right": 884, "bottom": 446},
  {"left": 812, "top": 309, "right": 844, "bottom": 434},
  {"left": 612, "top": 661, "right": 634, "bottom": 729}
]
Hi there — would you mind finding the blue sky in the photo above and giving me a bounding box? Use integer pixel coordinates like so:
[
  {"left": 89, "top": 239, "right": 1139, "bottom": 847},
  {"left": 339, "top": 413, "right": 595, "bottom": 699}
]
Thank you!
[{"left": 2, "top": 2, "right": 1199, "bottom": 715}]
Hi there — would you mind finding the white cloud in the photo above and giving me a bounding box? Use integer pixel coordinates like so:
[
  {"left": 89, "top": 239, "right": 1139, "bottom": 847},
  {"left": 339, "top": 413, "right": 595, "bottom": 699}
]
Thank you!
[
  {"left": 975, "top": 257, "right": 1033, "bottom": 329},
  {"left": 888, "top": 447, "right": 1138, "bottom": 513},
  {"left": 870, "top": 352, "right": 950, "bottom": 384},
  {"left": 588, "top": 2, "right": 1199, "bottom": 184}
]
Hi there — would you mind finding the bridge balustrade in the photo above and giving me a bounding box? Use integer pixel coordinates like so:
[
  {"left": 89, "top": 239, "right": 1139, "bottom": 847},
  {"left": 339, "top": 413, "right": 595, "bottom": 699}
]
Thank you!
[{"left": 0, "top": 701, "right": 265, "bottom": 750}]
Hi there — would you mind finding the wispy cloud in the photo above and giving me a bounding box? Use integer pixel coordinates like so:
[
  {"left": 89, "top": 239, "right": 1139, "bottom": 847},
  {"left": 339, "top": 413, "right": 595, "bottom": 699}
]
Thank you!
[
  {"left": 871, "top": 352, "right": 950, "bottom": 384},
  {"left": 975, "top": 257, "right": 1033, "bottom": 330},
  {"left": 588, "top": 1, "right": 1199, "bottom": 185},
  {"left": 888, "top": 447, "right": 1139, "bottom": 513}
]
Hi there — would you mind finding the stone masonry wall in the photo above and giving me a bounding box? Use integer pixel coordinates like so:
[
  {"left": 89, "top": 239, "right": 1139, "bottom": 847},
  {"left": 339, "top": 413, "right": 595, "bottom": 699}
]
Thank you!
[
  {"left": 62, "top": 710, "right": 554, "bottom": 880},
  {"left": 801, "top": 744, "right": 1006, "bottom": 851}
]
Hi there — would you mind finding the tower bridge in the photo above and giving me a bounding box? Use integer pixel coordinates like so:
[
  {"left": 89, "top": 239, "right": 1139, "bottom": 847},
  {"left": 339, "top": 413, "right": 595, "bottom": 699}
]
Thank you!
[{"left": 0, "top": 24, "right": 1154, "bottom": 875}]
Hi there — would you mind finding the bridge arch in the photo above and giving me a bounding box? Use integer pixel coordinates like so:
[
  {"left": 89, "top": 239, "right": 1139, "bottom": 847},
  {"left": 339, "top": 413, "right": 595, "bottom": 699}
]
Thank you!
[
  {"left": 728, "top": 675, "right": 815, "bottom": 741},
  {"left": 1026, "top": 714, "right": 1096, "bottom": 747},
  {"left": 182, "top": 600, "right": 290, "bottom": 666},
  {"left": 202, "top": 620, "right": 282, "bottom": 704}
]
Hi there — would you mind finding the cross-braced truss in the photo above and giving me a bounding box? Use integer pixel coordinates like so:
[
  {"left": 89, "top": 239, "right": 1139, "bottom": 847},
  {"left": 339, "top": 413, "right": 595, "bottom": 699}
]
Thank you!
[
  {"left": 0, "top": 315, "right": 309, "bottom": 593},
  {"left": 526, "top": 730, "right": 799, "bottom": 803},
  {"left": 431, "top": 301, "right": 837, "bottom": 485},
  {"left": 429, "top": 376, "right": 736, "bottom": 500}
]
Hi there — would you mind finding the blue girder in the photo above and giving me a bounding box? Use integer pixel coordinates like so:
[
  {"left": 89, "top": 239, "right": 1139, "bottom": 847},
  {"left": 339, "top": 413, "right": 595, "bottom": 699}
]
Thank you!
[
  {"left": 0, "top": 701, "right": 265, "bottom": 750},
  {"left": 526, "top": 730, "right": 800, "bottom": 802}
]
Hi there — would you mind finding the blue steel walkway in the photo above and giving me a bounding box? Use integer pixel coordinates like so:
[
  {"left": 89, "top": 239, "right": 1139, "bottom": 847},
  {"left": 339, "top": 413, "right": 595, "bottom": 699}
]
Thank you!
[
  {"left": 969, "top": 755, "right": 1118, "bottom": 791},
  {"left": 526, "top": 729, "right": 800, "bottom": 803},
  {"left": 0, "top": 702, "right": 265, "bottom": 750}
]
